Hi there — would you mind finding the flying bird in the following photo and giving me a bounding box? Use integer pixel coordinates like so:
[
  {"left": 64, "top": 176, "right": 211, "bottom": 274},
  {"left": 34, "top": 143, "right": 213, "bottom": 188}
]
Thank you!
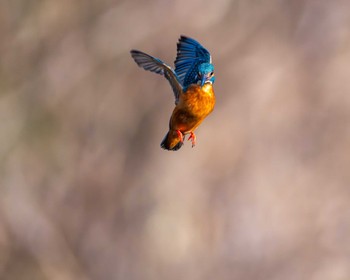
[{"left": 130, "top": 36, "right": 216, "bottom": 151}]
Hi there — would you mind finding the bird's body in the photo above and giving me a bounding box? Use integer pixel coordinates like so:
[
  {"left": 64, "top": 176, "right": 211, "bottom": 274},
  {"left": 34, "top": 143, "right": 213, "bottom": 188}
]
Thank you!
[
  {"left": 162, "top": 83, "right": 215, "bottom": 150},
  {"left": 130, "top": 36, "right": 216, "bottom": 151}
]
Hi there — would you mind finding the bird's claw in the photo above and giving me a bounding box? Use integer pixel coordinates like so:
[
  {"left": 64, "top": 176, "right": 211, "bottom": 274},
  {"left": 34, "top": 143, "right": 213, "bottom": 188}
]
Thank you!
[
  {"left": 188, "top": 132, "right": 196, "bottom": 148},
  {"left": 176, "top": 130, "right": 184, "bottom": 143}
]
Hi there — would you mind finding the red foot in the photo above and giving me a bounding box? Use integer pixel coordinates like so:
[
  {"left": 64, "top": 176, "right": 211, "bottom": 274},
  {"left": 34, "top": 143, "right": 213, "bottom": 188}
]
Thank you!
[
  {"left": 176, "top": 130, "right": 184, "bottom": 143},
  {"left": 188, "top": 132, "right": 196, "bottom": 147}
]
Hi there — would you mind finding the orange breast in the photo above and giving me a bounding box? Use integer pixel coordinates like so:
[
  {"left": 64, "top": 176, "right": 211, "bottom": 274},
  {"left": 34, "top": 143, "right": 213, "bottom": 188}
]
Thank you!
[{"left": 169, "top": 83, "right": 215, "bottom": 133}]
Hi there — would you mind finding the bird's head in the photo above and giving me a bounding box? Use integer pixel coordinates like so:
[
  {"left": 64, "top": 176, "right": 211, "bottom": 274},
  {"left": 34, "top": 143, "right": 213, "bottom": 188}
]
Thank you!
[{"left": 197, "top": 63, "right": 215, "bottom": 87}]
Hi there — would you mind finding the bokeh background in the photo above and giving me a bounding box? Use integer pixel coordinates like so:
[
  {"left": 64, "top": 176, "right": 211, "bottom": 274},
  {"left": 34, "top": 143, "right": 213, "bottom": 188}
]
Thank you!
[{"left": 1, "top": 0, "right": 350, "bottom": 279}]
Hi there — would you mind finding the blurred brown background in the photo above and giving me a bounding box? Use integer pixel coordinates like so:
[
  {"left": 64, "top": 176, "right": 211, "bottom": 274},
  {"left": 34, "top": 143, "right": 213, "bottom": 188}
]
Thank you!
[{"left": 1, "top": 0, "right": 350, "bottom": 279}]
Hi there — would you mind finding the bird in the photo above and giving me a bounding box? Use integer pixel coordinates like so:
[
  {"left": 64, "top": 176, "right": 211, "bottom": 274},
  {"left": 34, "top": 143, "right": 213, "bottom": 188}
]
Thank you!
[{"left": 130, "top": 36, "right": 216, "bottom": 151}]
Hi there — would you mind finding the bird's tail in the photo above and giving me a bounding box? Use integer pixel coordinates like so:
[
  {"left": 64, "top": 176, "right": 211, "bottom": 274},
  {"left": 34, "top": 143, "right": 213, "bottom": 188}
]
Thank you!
[{"left": 160, "top": 130, "right": 184, "bottom": 151}]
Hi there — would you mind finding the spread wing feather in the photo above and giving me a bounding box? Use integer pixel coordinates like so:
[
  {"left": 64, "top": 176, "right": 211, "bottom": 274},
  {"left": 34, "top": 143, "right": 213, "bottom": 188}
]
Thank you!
[
  {"left": 174, "top": 36, "right": 211, "bottom": 88},
  {"left": 131, "top": 50, "right": 182, "bottom": 104}
]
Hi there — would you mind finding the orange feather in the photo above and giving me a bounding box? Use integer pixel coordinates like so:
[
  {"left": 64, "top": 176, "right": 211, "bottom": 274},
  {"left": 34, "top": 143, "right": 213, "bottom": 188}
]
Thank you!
[{"left": 161, "top": 83, "right": 215, "bottom": 150}]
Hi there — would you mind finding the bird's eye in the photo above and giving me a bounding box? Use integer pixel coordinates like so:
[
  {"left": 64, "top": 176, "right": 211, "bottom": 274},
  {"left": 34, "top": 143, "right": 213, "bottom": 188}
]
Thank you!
[{"left": 209, "top": 71, "right": 214, "bottom": 76}]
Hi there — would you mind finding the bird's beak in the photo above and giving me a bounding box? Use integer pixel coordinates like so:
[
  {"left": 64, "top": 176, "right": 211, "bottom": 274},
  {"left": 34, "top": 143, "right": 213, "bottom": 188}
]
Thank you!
[{"left": 200, "top": 74, "right": 209, "bottom": 87}]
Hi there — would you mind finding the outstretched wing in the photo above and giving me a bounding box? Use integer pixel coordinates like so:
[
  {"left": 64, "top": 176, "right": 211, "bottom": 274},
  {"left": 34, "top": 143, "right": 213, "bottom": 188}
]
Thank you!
[
  {"left": 130, "top": 50, "right": 182, "bottom": 104},
  {"left": 174, "top": 36, "right": 212, "bottom": 88}
]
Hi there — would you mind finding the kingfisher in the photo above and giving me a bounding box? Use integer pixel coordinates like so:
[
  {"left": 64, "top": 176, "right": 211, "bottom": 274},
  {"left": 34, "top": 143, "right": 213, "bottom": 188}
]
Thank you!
[{"left": 130, "top": 36, "right": 216, "bottom": 151}]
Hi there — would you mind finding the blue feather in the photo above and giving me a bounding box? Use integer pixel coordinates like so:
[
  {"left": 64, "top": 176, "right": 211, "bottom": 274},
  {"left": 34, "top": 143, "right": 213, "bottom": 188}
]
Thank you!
[
  {"left": 130, "top": 50, "right": 182, "bottom": 103},
  {"left": 174, "top": 36, "right": 212, "bottom": 88}
]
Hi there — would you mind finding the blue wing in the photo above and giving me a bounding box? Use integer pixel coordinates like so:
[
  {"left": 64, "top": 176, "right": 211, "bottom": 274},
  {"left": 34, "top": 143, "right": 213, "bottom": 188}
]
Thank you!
[
  {"left": 130, "top": 50, "right": 182, "bottom": 104},
  {"left": 174, "top": 36, "right": 212, "bottom": 88}
]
